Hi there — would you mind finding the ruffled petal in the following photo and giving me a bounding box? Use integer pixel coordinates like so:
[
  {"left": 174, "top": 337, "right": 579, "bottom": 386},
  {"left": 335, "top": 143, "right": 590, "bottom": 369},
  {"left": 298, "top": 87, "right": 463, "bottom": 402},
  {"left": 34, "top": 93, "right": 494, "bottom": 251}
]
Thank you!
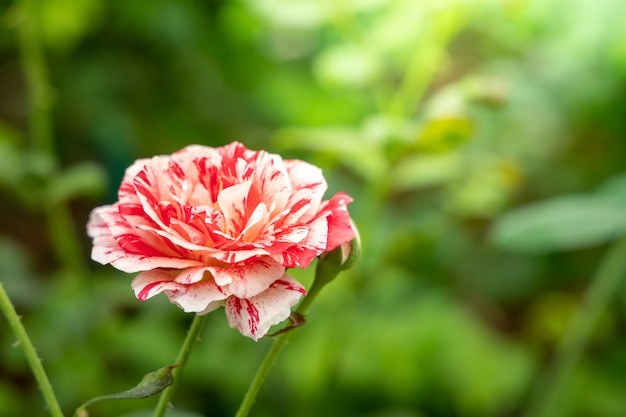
[
  {"left": 284, "top": 159, "right": 327, "bottom": 220},
  {"left": 169, "top": 279, "right": 228, "bottom": 314},
  {"left": 212, "top": 257, "right": 285, "bottom": 299},
  {"left": 217, "top": 180, "right": 253, "bottom": 237},
  {"left": 132, "top": 268, "right": 229, "bottom": 313},
  {"left": 132, "top": 269, "right": 181, "bottom": 300},
  {"left": 320, "top": 192, "right": 355, "bottom": 252},
  {"left": 276, "top": 215, "right": 328, "bottom": 268},
  {"left": 225, "top": 274, "right": 306, "bottom": 340},
  {"left": 88, "top": 207, "right": 204, "bottom": 272}
]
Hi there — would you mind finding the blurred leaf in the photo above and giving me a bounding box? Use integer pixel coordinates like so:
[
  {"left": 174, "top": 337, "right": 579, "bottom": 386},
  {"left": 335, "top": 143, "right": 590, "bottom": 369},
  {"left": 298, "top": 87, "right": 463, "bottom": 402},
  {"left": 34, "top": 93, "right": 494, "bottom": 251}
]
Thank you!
[
  {"left": 0, "top": 141, "right": 24, "bottom": 188},
  {"left": 596, "top": 172, "right": 626, "bottom": 204},
  {"left": 491, "top": 195, "right": 626, "bottom": 254},
  {"left": 254, "top": 69, "right": 370, "bottom": 125},
  {"left": 245, "top": 0, "right": 326, "bottom": 30},
  {"left": 0, "top": 123, "right": 25, "bottom": 188},
  {"left": 37, "top": 0, "right": 103, "bottom": 51},
  {"left": 445, "top": 158, "right": 522, "bottom": 217},
  {"left": 23, "top": 150, "right": 58, "bottom": 180},
  {"left": 391, "top": 152, "right": 462, "bottom": 191},
  {"left": 329, "top": 290, "right": 534, "bottom": 416},
  {"left": 524, "top": 292, "right": 614, "bottom": 348},
  {"left": 273, "top": 126, "right": 387, "bottom": 182},
  {"left": 415, "top": 117, "right": 474, "bottom": 153},
  {"left": 46, "top": 162, "right": 108, "bottom": 206},
  {"left": 463, "top": 75, "right": 509, "bottom": 108},
  {"left": 0, "top": 236, "right": 40, "bottom": 306},
  {"left": 314, "top": 44, "right": 381, "bottom": 88}
]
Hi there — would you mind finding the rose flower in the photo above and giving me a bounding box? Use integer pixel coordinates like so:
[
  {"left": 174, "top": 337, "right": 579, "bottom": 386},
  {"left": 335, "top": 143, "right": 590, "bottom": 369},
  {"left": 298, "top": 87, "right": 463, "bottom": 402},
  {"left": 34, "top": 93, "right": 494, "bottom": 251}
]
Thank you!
[{"left": 87, "top": 142, "right": 355, "bottom": 340}]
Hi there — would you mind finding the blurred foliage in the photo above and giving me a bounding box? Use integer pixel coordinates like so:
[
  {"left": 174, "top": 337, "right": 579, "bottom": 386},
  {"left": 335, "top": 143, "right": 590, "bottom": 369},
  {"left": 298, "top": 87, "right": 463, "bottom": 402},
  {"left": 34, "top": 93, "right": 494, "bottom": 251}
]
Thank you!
[{"left": 1, "top": 0, "right": 626, "bottom": 417}]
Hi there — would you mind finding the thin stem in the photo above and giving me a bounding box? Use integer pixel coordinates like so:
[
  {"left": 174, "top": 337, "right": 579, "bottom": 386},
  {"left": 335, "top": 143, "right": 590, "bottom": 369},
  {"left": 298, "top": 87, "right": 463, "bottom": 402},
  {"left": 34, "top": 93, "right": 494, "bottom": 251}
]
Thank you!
[
  {"left": 233, "top": 330, "right": 290, "bottom": 417},
  {"left": 234, "top": 279, "right": 327, "bottom": 417},
  {"left": 523, "top": 234, "right": 626, "bottom": 417},
  {"left": 16, "top": 0, "right": 88, "bottom": 277},
  {"left": 16, "top": 0, "right": 53, "bottom": 154},
  {"left": 153, "top": 314, "right": 208, "bottom": 417},
  {"left": 0, "top": 283, "right": 65, "bottom": 417}
]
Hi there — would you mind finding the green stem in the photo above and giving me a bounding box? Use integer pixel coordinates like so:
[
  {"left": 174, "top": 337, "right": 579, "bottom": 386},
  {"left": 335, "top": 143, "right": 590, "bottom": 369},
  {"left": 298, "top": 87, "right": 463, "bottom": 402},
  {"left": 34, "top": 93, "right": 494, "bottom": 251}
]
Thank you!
[
  {"left": 233, "top": 278, "right": 327, "bottom": 417},
  {"left": 153, "top": 314, "right": 208, "bottom": 417},
  {"left": 0, "top": 283, "right": 65, "bottom": 417},
  {"left": 523, "top": 234, "right": 626, "bottom": 417},
  {"left": 16, "top": 0, "right": 88, "bottom": 277},
  {"left": 17, "top": 0, "right": 53, "bottom": 154}
]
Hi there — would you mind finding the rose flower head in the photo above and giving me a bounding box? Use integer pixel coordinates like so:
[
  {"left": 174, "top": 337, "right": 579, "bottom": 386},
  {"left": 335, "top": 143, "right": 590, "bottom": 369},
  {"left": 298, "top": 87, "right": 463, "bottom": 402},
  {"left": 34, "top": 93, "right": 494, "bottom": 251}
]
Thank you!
[{"left": 87, "top": 142, "right": 355, "bottom": 340}]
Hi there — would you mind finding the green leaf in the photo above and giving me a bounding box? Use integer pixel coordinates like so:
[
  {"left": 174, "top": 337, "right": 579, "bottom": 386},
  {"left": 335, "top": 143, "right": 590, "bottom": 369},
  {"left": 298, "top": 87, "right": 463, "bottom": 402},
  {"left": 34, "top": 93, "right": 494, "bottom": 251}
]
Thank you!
[
  {"left": 0, "top": 141, "right": 24, "bottom": 188},
  {"left": 314, "top": 44, "right": 381, "bottom": 88},
  {"left": 75, "top": 365, "right": 177, "bottom": 416},
  {"left": 273, "top": 126, "right": 387, "bottom": 182},
  {"left": 596, "top": 172, "right": 626, "bottom": 204},
  {"left": 390, "top": 152, "right": 463, "bottom": 191},
  {"left": 46, "top": 162, "right": 108, "bottom": 206},
  {"left": 37, "top": 0, "right": 104, "bottom": 51},
  {"left": 490, "top": 195, "right": 626, "bottom": 253},
  {"left": 415, "top": 117, "right": 474, "bottom": 153}
]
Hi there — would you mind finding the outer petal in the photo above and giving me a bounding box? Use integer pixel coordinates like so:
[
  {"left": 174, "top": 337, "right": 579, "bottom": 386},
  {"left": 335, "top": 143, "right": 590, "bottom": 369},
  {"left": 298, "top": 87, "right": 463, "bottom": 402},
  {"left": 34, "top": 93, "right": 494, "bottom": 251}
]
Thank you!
[
  {"left": 276, "top": 215, "right": 329, "bottom": 268},
  {"left": 169, "top": 280, "right": 228, "bottom": 314},
  {"left": 321, "top": 192, "right": 355, "bottom": 252},
  {"left": 284, "top": 159, "right": 327, "bottom": 216},
  {"left": 211, "top": 257, "right": 285, "bottom": 298},
  {"left": 132, "top": 268, "right": 229, "bottom": 313},
  {"left": 88, "top": 206, "right": 204, "bottom": 272},
  {"left": 225, "top": 274, "right": 306, "bottom": 340},
  {"left": 132, "top": 269, "right": 181, "bottom": 300}
]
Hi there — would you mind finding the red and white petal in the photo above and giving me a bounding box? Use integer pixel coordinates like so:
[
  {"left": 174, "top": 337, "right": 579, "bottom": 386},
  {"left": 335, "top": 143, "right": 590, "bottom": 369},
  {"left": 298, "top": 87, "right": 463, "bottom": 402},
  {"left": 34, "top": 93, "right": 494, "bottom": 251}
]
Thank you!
[
  {"left": 277, "top": 216, "right": 329, "bottom": 268},
  {"left": 168, "top": 279, "right": 229, "bottom": 314},
  {"left": 174, "top": 266, "right": 215, "bottom": 285},
  {"left": 132, "top": 269, "right": 180, "bottom": 301},
  {"left": 278, "top": 189, "right": 314, "bottom": 225},
  {"left": 132, "top": 268, "right": 229, "bottom": 313},
  {"left": 89, "top": 207, "right": 204, "bottom": 272},
  {"left": 225, "top": 274, "right": 306, "bottom": 341},
  {"left": 239, "top": 203, "right": 270, "bottom": 242},
  {"left": 211, "top": 257, "right": 285, "bottom": 299},
  {"left": 117, "top": 158, "right": 152, "bottom": 203},
  {"left": 320, "top": 192, "right": 355, "bottom": 252},
  {"left": 251, "top": 152, "right": 291, "bottom": 214},
  {"left": 284, "top": 159, "right": 327, "bottom": 218},
  {"left": 217, "top": 180, "right": 253, "bottom": 237}
]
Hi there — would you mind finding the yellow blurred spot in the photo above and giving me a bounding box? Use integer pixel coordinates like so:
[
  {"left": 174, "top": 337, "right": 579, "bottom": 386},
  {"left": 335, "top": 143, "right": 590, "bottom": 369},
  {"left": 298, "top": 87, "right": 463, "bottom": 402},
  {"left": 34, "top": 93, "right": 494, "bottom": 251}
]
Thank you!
[{"left": 415, "top": 117, "right": 474, "bottom": 153}]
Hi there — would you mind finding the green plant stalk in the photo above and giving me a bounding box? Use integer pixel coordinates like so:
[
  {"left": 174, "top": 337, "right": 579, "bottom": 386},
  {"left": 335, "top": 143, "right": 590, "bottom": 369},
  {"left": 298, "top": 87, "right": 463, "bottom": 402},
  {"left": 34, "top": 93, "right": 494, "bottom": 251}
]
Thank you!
[
  {"left": 153, "top": 314, "right": 209, "bottom": 417},
  {"left": 0, "top": 283, "right": 65, "bottom": 417},
  {"left": 233, "top": 274, "right": 329, "bottom": 417},
  {"left": 16, "top": 0, "right": 87, "bottom": 277},
  {"left": 17, "top": 0, "right": 53, "bottom": 154},
  {"left": 523, "top": 234, "right": 626, "bottom": 417}
]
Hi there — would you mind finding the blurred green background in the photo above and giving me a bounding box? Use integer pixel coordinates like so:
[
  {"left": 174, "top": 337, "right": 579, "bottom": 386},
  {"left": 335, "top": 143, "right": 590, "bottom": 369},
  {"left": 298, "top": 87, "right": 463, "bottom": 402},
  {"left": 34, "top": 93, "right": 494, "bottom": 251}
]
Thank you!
[{"left": 2, "top": 0, "right": 626, "bottom": 416}]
